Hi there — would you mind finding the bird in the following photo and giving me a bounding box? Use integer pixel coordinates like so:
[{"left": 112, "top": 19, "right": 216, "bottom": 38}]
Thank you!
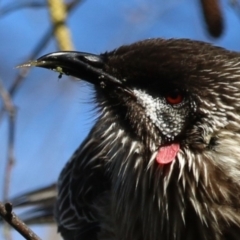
[{"left": 17, "top": 38, "right": 240, "bottom": 240}]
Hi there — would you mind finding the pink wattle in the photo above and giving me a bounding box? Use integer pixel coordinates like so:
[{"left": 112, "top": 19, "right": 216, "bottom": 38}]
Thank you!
[{"left": 156, "top": 143, "right": 180, "bottom": 165}]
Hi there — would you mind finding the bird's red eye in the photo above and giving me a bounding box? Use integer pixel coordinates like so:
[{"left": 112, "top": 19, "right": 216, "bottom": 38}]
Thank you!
[{"left": 165, "top": 89, "right": 184, "bottom": 105}]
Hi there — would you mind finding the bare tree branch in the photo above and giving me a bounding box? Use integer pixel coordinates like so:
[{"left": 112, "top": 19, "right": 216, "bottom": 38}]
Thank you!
[
  {"left": 0, "top": 79, "right": 16, "bottom": 240},
  {"left": 0, "top": 202, "right": 42, "bottom": 240},
  {"left": 0, "top": 2, "right": 46, "bottom": 17},
  {"left": 0, "top": 0, "right": 82, "bottom": 123},
  {"left": 48, "top": 0, "right": 74, "bottom": 50},
  {"left": 0, "top": 79, "right": 16, "bottom": 201}
]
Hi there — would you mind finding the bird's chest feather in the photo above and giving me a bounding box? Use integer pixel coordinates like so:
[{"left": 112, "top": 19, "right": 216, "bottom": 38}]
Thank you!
[{"left": 98, "top": 131, "right": 240, "bottom": 240}]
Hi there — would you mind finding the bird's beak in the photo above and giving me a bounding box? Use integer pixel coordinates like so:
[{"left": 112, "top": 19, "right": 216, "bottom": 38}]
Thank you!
[{"left": 17, "top": 51, "right": 130, "bottom": 93}]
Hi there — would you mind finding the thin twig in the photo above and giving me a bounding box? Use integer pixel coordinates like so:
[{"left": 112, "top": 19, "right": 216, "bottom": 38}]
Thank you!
[
  {"left": 0, "top": 80, "right": 15, "bottom": 118},
  {"left": 0, "top": 201, "right": 42, "bottom": 240},
  {"left": 199, "top": 0, "right": 224, "bottom": 38},
  {"left": 0, "top": 80, "right": 16, "bottom": 202},
  {"left": 0, "top": 79, "right": 16, "bottom": 240},
  {"left": 0, "top": 2, "right": 46, "bottom": 17},
  {"left": 48, "top": 0, "right": 74, "bottom": 50},
  {"left": 0, "top": 0, "right": 82, "bottom": 123}
]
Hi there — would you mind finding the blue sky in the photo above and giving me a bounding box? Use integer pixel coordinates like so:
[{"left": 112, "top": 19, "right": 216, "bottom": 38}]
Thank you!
[{"left": 1, "top": 0, "right": 240, "bottom": 239}]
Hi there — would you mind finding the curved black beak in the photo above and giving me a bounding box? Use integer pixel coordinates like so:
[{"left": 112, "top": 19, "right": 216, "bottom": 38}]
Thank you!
[{"left": 17, "top": 51, "right": 133, "bottom": 94}]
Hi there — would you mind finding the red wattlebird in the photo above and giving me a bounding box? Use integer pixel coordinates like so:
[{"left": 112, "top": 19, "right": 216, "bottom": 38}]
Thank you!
[{"left": 17, "top": 39, "right": 240, "bottom": 240}]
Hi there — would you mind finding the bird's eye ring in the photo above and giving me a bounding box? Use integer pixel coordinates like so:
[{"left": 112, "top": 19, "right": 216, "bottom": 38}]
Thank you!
[{"left": 165, "top": 89, "right": 184, "bottom": 105}]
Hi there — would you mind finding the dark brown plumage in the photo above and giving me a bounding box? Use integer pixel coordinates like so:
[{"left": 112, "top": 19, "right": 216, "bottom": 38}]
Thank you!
[{"left": 17, "top": 39, "right": 240, "bottom": 240}]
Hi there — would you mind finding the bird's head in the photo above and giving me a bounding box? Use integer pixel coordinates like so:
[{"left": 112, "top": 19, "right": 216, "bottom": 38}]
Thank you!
[
  {"left": 18, "top": 39, "right": 240, "bottom": 228},
  {"left": 19, "top": 39, "right": 240, "bottom": 165}
]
